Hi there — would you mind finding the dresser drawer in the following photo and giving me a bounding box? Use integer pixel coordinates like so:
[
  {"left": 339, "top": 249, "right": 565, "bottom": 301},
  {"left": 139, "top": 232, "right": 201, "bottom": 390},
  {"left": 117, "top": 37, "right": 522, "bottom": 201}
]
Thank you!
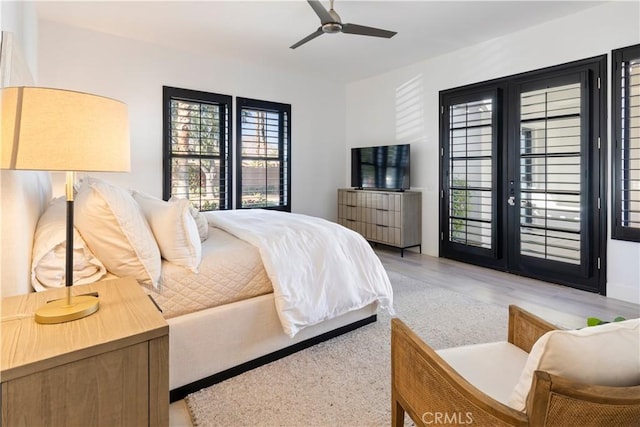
[{"left": 337, "top": 189, "right": 421, "bottom": 256}]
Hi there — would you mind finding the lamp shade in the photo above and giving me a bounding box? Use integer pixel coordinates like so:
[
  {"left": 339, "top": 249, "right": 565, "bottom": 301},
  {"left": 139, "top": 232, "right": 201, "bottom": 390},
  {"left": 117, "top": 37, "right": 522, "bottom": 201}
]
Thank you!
[{"left": 1, "top": 87, "right": 130, "bottom": 172}]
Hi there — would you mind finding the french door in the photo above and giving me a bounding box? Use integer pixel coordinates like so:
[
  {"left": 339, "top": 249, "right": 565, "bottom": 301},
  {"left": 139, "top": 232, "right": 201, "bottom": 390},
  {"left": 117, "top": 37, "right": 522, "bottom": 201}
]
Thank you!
[{"left": 440, "top": 56, "right": 606, "bottom": 293}]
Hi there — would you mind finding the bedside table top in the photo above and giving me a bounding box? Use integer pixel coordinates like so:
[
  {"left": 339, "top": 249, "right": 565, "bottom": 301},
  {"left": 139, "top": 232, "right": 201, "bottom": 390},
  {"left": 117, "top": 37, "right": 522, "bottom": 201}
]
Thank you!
[{"left": 1, "top": 277, "right": 168, "bottom": 382}]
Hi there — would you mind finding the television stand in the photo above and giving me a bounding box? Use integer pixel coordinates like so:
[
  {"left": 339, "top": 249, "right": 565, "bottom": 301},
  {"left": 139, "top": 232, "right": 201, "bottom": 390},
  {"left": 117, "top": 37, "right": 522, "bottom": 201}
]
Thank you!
[
  {"left": 351, "top": 187, "right": 405, "bottom": 193},
  {"left": 337, "top": 188, "right": 422, "bottom": 257}
]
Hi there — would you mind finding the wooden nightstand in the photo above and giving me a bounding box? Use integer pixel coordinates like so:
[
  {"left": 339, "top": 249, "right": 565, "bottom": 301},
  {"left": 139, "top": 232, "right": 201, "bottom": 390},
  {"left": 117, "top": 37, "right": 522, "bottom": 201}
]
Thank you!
[{"left": 1, "top": 277, "right": 169, "bottom": 426}]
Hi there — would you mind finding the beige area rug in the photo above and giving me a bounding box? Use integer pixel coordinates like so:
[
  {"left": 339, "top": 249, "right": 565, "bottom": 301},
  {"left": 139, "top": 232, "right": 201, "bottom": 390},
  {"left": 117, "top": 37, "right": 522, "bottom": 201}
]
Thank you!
[{"left": 185, "top": 270, "right": 508, "bottom": 426}]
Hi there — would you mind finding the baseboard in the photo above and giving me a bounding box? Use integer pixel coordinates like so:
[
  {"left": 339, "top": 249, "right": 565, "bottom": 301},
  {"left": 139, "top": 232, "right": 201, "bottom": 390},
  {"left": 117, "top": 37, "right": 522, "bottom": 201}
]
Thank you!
[{"left": 169, "top": 314, "right": 377, "bottom": 402}]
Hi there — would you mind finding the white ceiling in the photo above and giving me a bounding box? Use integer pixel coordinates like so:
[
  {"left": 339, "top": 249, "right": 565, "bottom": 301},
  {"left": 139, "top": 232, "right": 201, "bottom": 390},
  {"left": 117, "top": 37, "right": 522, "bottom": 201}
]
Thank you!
[{"left": 36, "top": 0, "right": 606, "bottom": 83}]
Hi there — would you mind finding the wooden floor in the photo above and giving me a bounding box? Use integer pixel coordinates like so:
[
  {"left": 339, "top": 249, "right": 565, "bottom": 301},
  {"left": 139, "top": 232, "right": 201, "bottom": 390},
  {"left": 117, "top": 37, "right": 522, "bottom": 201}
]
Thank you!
[{"left": 378, "top": 247, "right": 640, "bottom": 329}]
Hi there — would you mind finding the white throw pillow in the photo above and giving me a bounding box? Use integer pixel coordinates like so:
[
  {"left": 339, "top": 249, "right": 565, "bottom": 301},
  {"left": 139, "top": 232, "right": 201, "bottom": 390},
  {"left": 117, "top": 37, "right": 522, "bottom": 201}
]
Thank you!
[
  {"left": 31, "top": 197, "right": 107, "bottom": 292},
  {"left": 508, "top": 318, "right": 640, "bottom": 412},
  {"left": 75, "top": 177, "right": 162, "bottom": 288},
  {"left": 169, "top": 196, "right": 209, "bottom": 242},
  {"left": 191, "top": 205, "right": 209, "bottom": 242},
  {"left": 134, "top": 191, "right": 202, "bottom": 272}
]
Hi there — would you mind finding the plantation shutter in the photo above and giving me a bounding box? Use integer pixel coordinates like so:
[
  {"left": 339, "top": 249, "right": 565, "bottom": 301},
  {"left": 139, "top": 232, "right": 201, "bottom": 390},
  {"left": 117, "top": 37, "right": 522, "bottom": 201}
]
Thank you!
[
  {"left": 236, "top": 98, "right": 290, "bottom": 211},
  {"left": 613, "top": 44, "right": 640, "bottom": 241},
  {"left": 163, "top": 86, "right": 231, "bottom": 210},
  {"left": 518, "top": 82, "right": 582, "bottom": 264},
  {"left": 447, "top": 97, "right": 495, "bottom": 251}
]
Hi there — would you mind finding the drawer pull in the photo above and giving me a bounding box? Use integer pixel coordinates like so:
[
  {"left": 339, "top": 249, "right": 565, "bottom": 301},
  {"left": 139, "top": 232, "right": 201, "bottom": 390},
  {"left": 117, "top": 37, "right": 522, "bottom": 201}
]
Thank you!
[
  {"left": 346, "top": 204, "right": 356, "bottom": 208},
  {"left": 376, "top": 208, "right": 388, "bottom": 212},
  {"left": 376, "top": 224, "right": 389, "bottom": 228}
]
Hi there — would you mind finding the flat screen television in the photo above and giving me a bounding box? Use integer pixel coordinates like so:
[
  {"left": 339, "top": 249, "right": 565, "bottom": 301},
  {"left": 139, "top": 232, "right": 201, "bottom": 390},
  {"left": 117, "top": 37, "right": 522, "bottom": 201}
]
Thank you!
[{"left": 351, "top": 144, "right": 410, "bottom": 191}]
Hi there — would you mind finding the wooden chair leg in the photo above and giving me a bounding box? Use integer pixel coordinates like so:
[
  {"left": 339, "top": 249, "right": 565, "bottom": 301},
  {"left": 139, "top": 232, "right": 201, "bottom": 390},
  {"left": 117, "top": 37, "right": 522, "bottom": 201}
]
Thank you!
[{"left": 392, "top": 398, "right": 405, "bottom": 427}]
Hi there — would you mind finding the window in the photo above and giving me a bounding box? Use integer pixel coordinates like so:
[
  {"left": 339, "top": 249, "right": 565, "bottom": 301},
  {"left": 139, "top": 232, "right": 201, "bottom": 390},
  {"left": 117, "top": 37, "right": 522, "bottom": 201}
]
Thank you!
[
  {"left": 163, "top": 86, "right": 232, "bottom": 210},
  {"left": 440, "top": 55, "right": 606, "bottom": 294},
  {"left": 518, "top": 81, "right": 583, "bottom": 265},
  {"left": 447, "top": 95, "right": 496, "bottom": 252},
  {"left": 236, "top": 97, "right": 291, "bottom": 211},
  {"left": 612, "top": 44, "right": 640, "bottom": 241}
]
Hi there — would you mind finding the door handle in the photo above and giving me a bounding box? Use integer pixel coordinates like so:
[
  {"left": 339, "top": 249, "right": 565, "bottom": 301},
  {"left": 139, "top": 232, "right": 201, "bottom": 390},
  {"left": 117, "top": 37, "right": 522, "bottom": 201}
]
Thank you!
[{"left": 507, "top": 196, "right": 515, "bottom": 206}]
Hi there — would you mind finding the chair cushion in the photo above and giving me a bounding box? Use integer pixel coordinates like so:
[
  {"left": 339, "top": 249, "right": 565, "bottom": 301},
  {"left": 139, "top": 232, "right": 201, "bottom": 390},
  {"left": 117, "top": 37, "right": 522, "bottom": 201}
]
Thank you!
[
  {"left": 437, "top": 341, "right": 529, "bottom": 406},
  {"left": 509, "top": 318, "right": 640, "bottom": 412}
]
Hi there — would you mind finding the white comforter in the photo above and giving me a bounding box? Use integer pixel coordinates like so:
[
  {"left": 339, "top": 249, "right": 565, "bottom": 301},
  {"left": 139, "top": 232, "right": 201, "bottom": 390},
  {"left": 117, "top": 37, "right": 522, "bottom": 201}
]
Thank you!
[{"left": 205, "top": 209, "right": 394, "bottom": 337}]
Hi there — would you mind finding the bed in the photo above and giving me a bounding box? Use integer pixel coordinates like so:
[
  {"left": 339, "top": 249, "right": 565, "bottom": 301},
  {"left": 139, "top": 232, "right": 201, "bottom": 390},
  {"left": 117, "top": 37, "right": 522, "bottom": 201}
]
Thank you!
[{"left": 0, "top": 170, "right": 393, "bottom": 401}]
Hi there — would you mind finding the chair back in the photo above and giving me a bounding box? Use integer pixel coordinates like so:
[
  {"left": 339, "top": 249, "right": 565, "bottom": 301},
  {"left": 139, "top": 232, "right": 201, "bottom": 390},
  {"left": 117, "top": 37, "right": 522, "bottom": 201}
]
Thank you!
[{"left": 528, "top": 370, "right": 640, "bottom": 426}]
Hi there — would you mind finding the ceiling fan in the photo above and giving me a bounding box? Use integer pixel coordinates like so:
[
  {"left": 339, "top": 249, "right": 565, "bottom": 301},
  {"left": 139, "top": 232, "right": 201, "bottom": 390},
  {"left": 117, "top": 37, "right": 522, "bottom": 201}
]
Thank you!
[{"left": 290, "top": 0, "right": 397, "bottom": 49}]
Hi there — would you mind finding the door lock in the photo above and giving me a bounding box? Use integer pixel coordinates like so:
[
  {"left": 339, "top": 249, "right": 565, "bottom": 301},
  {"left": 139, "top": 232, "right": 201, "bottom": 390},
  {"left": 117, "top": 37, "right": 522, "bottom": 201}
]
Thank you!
[{"left": 507, "top": 196, "right": 516, "bottom": 206}]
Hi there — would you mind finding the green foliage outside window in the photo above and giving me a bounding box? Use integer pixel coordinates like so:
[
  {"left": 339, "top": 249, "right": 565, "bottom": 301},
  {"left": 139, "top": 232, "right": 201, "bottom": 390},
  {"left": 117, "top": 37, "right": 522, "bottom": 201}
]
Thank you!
[
  {"left": 169, "top": 97, "right": 226, "bottom": 210},
  {"left": 450, "top": 178, "right": 468, "bottom": 240}
]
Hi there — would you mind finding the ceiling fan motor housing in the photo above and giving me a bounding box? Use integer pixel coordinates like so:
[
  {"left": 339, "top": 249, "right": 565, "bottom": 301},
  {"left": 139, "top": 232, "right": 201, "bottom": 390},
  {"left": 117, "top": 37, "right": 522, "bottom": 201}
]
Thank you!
[{"left": 322, "top": 22, "right": 342, "bottom": 33}]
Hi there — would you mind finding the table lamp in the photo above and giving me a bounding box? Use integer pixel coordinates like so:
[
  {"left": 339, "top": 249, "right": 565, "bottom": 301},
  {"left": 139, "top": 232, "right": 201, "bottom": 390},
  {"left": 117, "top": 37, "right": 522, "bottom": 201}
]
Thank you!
[{"left": 1, "top": 86, "right": 130, "bottom": 324}]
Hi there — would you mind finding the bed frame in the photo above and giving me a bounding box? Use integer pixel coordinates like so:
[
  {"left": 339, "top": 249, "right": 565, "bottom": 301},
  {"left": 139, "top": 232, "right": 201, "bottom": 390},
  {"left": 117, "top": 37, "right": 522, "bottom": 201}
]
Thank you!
[{"left": 0, "top": 170, "right": 377, "bottom": 401}]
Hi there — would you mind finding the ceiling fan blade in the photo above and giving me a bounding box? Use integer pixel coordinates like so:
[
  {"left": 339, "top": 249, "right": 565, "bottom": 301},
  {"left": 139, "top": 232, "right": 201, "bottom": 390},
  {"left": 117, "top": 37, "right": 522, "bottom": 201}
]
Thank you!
[
  {"left": 341, "top": 23, "right": 397, "bottom": 39},
  {"left": 307, "top": 0, "right": 334, "bottom": 24},
  {"left": 290, "top": 28, "right": 325, "bottom": 49}
]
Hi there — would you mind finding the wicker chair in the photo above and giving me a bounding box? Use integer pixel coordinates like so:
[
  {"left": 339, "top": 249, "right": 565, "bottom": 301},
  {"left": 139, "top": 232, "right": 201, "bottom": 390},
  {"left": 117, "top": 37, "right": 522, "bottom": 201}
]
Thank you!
[{"left": 391, "top": 305, "right": 640, "bottom": 426}]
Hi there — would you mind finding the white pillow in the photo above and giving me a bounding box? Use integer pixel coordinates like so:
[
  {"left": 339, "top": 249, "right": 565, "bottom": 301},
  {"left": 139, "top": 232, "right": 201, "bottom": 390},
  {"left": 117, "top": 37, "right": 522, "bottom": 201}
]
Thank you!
[
  {"left": 508, "top": 318, "right": 640, "bottom": 412},
  {"left": 169, "top": 196, "right": 209, "bottom": 242},
  {"left": 75, "top": 177, "right": 162, "bottom": 288},
  {"left": 190, "top": 205, "right": 209, "bottom": 242},
  {"left": 134, "top": 191, "right": 202, "bottom": 272},
  {"left": 31, "top": 197, "right": 107, "bottom": 292}
]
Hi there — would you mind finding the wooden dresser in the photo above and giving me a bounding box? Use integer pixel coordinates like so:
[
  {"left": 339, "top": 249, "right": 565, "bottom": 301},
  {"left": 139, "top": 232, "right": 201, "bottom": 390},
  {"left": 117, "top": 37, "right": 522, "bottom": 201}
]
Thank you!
[
  {"left": 337, "top": 188, "right": 422, "bottom": 256},
  {"left": 1, "top": 277, "right": 169, "bottom": 426}
]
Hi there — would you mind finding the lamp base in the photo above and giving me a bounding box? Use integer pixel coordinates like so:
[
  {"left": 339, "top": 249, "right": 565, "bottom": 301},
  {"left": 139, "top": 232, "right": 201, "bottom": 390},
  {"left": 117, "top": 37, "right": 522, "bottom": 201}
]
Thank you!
[{"left": 35, "top": 295, "right": 99, "bottom": 324}]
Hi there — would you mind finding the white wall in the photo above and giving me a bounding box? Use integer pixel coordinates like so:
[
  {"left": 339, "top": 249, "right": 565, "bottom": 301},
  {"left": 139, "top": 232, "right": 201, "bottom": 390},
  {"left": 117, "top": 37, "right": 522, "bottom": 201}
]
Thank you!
[
  {"left": 37, "top": 20, "right": 346, "bottom": 220},
  {"left": 1, "top": 1, "right": 38, "bottom": 80},
  {"left": 346, "top": 1, "right": 640, "bottom": 304}
]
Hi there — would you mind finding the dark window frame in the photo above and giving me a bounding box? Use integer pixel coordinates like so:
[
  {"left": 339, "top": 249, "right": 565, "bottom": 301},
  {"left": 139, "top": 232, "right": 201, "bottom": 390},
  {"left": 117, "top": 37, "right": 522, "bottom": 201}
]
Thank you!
[
  {"left": 440, "top": 87, "right": 501, "bottom": 265},
  {"left": 162, "top": 86, "right": 232, "bottom": 210},
  {"left": 612, "top": 44, "right": 640, "bottom": 241},
  {"left": 235, "top": 97, "right": 291, "bottom": 211},
  {"left": 439, "top": 55, "right": 607, "bottom": 295}
]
